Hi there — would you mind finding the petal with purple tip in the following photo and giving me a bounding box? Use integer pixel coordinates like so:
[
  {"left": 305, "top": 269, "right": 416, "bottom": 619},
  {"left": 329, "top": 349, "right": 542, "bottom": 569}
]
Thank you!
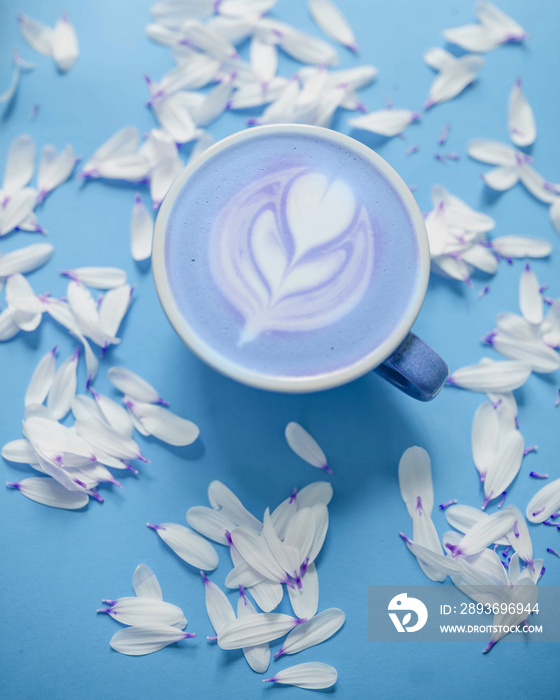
[
  {"left": 238, "top": 589, "right": 270, "bottom": 673},
  {"left": 218, "top": 613, "right": 303, "bottom": 650},
  {"left": 508, "top": 77, "right": 536, "bottom": 147},
  {"left": 201, "top": 571, "right": 236, "bottom": 634},
  {"left": 7, "top": 476, "right": 88, "bottom": 509},
  {"left": 109, "top": 625, "right": 195, "bottom": 656},
  {"left": 308, "top": 0, "right": 358, "bottom": 51},
  {"left": 349, "top": 109, "right": 419, "bottom": 137},
  {"left": 285, "top": 422, "right": 331, "bottom": 473},
  {"left": 264, "top": 662, "right": 337, "bottom": 689},
  {"left": 526, "top": 479, "right": 560, "bottom": 523},
  {"left": 148, "top": 522, "right": 219, "bottom": 571},
  {"left": 108, "top": 366, "right": 166, "bottom": 405}
]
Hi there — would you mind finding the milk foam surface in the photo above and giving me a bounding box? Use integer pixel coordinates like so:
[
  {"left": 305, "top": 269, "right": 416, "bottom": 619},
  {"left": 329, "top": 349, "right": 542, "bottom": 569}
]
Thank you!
[{"left": 165, "top": 132, "right": 420, "bottom": 379}]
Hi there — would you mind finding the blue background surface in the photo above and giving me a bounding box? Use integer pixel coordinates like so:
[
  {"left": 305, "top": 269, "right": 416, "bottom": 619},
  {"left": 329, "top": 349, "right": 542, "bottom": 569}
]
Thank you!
[{"left": 1, "top": 1, "right": 559, "bottom": 698}]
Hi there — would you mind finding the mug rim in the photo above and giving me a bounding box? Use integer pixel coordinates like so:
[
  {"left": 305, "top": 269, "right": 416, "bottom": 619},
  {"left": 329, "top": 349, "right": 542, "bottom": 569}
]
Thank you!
[{"left": 152, "top": 123, "right": 431, "bottom": 393}]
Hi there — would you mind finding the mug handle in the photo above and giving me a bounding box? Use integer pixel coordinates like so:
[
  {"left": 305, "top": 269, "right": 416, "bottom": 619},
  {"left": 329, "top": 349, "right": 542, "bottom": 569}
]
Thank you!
[{"left": 373, "top": 332, "right": 448, "bottom": 402}]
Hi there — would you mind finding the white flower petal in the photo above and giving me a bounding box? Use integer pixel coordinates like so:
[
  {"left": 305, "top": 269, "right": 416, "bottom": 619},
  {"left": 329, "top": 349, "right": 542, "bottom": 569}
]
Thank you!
[
  {"left": 424, "top": 55, "right": 483, "bottom": 109},
  {"left": 447, "top": 358, "right": 532, "bottom": 392},
  {"left": 46, "top": 348, "right": 79, "bottom": 420},
  {"left": 159, "top": 54, "right": 221, "bottom": 94},
  {"left": 287, "top": 561, "right": 319, "bottom": 619},
  {"left": 526, "top": 478, "right": 560, "bottom": 523},
  {"left": 108, "top": 366, "right": 167, "bottom": 404},
  {"left": 283, "top": 508, "right": 316, "bottom": 571},
  {"left": 481, "top": 165, "right": 519, "bottom": 191},
  {"left": 443, "top": 23, "right": 501, "bottom": 52},
  {"left": 3, "top": 134, "right": 36, "bottom": 196},
  {"left": 269, "top": 493, "right": 298, "bottom": 540},
  {"left": 423, "top": 47, "right": 457, "bottom": 71},
  {"left": 274, "top": 23, "right": 339, "bottom": 66},
  {"left": 297, "top": 481, "right": 333, "bottom": 509},
  {"left": 7, "top": 476, "right": 88, "bottom": 509},
  {"left": 225, "top": 561, "right": 269, "bottom": 589},
  {"left": 467, "top": 138, "right": 518, "bottom": 167},
  {"left": 63, "top": 267, "right": 127, "bottom": 289},
  {"left": 519, "top": 263, "right": 543, "bottom": 325},
  {"left": 130, "top": 194, "right": 154, "bottom": 260},
  {"left": 193, "top": 78, "right": 233, "bottom": 127},
  {"left": 5, "top": 274, "right": 44, "bottom": 331},
  {"left": 431, "top": 255, "right": 473, "bottom": 284},
  {"left": 109, "top": 625, "right": 195, "bottom": 656},
  {"left": 348, "top": 109, "right": 420, "bottom": 137},
  {"left": 201, "top": 571, "right": 236, "bottom": 634},
  {"left": 485, "top": 330, "right": 560, "bottom": 373},
  {"left": 483, "top": 429, "right": 524, "bottom": 506},
  {"left": 218, "top": 613, "right": 302, "bottom": 650},
  {"left": 285, "top": 422, "right": 330, "bottom": 473},
  {"left": 0, "top": 307, "right": 19, "bottom": 341},
  {"left": 0, "top": 61, "right": 21, "bottom": 105},
  {"left": 250, "top": 36, "right": 277, "bottom": 84},
  {"left": 307, "top": 504, "right": 328, "bottom": 565},
  {"left": 37, "top": 144, "right": 77, "bottom": 201},
  {"left": 126, "top": 399, "right": 199, "bottom": 446},
  {"left": 308, "top": 0, "right": 358, "bottom": 51},
  {"left": 398, "top": 446, "right": 434, "bottom": 518},
  {"left": 25, "top": 345, "right": 57, "bottom": 406},
  {"left": 132, "top": 564, "right": 163, "bottom": 601},
  {"left": 425, "top": 204, "right": 448, "bottom": 257},
  {"left": 52, "top": 13, "right": 79, "bottom": 72},
  {"left": 90, "top": 389, "right": 134, "bottom": 438},
  {"left": 99, "top": 596, "right": 186, "bottom": 628},
  {"left": 262, "top": 508, "right": 300, "bottom": 576},
  {"left": 0, "top": 187, "right": 38, "bottom": 236},
  {"left": 92, "top": 155, "right": 151, "bottom": 182},
  {"left": 247, "top": 580, "right": 284, "bottom": 613},
  {"left": 448, "top": 509, "right": 516, "bottom": 558},
  {"left": 81, "top": 126, "right": 140, "bottom": 176},
  {"left": 66, "top": 279, "right": 108, "bottom": 346},
  {"left": 186, "top": 505, "right": 236, "bottom": 545},
  {"left": 471, "top": 402, "right": 499, "bottom": 481},
  {"left": 461, "top": 244, "right": 498, "bottom": 275},
  {"left": 152, "top": 92, "right": 200, "bottom": 144},
  {"left": 208, "top": 480, "right": 263, "bottom": 531},
  {"left": 1, "top": 438, "right": 38, "bottom": 465},
  {"left": 483, "top": 580, "right": 537, "bottom": 653},
  {"left": 219, "top": 0, "right": 276, "bottom": 17},
  {"left": 477, "top": 1, "right": 528, "bottom": 43},
  {"left": 412, "top": 511, "right": 446, "bottom": 581},
  {"left": 151, "top": 156, "right": 183, "bottom": 209},
  {"left": 549, "top": 198, "right": 560, "bottom": 235},
  {"left": 508, "top": 77, "right": 536, "bottom": 147},
  {"left": 491, "top": 236, "right": 552, "bottom": 259},
  {"left": 275, "top": 607, "right": 344, "bottom": 659},
  {"left": 264, "top": 662, "right": 337, "bottom": 690},
  {"left": 148, "top": 522, "right": 219, "bottom": 570},
  {"left": 17, "top": 14, "right": 54, "bottom": 57},
  {"left": 517, "top": 163, "right": 557, "bottom": 204},
  {"left": 238, "top": 589, "right": 270, "bottom": 673},
  {"left": 97, "top": 284, "right": 132, "bottom": 341},
  {"left": 250, "top": 75, "right": 300, "bottom": 125}
]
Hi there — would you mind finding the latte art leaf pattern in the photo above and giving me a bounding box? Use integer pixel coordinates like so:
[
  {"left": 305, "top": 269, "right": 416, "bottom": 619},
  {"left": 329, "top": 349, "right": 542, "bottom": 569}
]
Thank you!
[{"left": 210, "top": 167, "right": 375, "bottom": 344}]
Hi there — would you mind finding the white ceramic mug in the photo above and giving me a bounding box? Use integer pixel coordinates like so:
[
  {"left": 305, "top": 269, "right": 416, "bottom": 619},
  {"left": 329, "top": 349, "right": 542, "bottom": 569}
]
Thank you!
[{"left": 152, "top": 124, "right": 447, "bottom": 399}]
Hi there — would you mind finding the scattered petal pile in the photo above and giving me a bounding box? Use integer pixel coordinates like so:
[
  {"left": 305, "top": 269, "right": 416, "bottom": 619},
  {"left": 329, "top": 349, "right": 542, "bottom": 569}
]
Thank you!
[
  {"left": 101, "top": 479, "right": 341, "bottom": 685},
  {"left": 99, "top": 564, "right": 197, "bottom": 656},
  {"left": 398, "top": 445, "right": 543, "bottom": 652}
]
